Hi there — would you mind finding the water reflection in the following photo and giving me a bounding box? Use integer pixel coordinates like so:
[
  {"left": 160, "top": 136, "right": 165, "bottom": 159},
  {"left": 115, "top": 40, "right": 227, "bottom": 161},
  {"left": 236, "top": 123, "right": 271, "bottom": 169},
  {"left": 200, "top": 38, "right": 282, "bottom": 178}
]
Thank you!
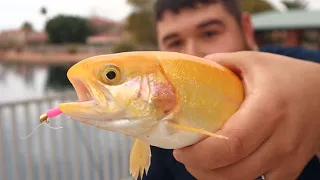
[
  {"left": 0, "top": 62, "right": 72, "bottom": 103},
  {"left": 45, "top": 65, "right": 73, "bottom": 91}
]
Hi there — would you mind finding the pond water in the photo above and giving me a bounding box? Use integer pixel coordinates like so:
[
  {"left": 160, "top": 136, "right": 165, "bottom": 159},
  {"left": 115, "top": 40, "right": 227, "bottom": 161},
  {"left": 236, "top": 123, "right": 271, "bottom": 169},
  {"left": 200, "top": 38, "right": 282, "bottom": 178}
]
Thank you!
[
  {"left": 0, "top": 63, "right": 49, "bottom": 103},
  {"left": 0, "top": 63, "right": 133, "bottom": 180}
]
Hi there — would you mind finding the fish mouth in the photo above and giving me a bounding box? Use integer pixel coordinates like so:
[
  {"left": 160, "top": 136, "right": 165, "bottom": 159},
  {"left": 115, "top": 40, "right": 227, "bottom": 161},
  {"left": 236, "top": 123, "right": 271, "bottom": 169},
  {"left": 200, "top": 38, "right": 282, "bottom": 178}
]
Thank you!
[
  {"left": 70, "top": 77, "right": 95, "bottom": 103},
  {"left": 70, "top": 77, "right": 112, "bottom": 105},
  {"left": 58, "top": 75, "right": 118, "bottom": 120}
]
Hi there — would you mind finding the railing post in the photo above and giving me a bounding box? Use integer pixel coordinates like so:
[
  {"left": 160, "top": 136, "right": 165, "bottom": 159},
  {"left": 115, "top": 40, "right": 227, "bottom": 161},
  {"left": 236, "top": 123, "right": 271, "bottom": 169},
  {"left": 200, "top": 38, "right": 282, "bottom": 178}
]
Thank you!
[{"left": 0, "top": 107, "right": 7, "bottom": 180}]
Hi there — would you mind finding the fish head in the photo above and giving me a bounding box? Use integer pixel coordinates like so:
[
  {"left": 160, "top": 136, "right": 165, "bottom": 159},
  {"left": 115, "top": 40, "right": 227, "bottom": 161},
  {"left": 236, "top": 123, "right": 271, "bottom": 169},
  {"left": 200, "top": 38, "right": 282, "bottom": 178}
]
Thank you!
[{"left": 58, "top": 52, "right": 178, "bottom": 137}]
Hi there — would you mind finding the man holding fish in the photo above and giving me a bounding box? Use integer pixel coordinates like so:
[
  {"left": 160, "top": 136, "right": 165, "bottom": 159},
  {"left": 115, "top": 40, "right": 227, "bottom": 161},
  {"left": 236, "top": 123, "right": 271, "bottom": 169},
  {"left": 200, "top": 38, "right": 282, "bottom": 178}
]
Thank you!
[
  {"left": 147, "top": 0, "right": 320, "bottom": 179},
  {"left": 41, "top": 0, "right": 320, "bottom": 180}
]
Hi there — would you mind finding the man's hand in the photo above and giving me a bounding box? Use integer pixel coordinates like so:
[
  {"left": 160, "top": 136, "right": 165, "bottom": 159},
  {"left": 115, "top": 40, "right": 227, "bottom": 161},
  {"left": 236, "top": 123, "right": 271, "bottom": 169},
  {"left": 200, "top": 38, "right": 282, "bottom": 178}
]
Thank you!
[{"left": 173, "top": 51, "right": 320, "bottom": 180}]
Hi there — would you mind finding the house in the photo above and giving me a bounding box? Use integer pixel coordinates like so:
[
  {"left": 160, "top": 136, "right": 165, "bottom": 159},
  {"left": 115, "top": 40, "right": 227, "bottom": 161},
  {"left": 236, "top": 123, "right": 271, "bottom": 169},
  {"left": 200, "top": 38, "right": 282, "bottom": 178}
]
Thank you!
[
  {"left": 86, "top": 33, "right": 123, "bottom": 45},
  {"left": 0, "top": 29, "right": 47, "bottom": 48},
  {"left": 88, "top": 16, "right": 124, "bottom": 34}
]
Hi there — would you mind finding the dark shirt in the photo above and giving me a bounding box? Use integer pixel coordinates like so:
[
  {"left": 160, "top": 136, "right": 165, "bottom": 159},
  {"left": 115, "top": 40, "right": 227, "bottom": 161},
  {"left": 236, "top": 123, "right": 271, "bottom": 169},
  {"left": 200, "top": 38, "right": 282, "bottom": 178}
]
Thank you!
[
  {"left": 260, "top": 44, "right": 320, "bottom": 63},
  {"left": 141, "top": 45, "right": 320, "bottom": 180}
]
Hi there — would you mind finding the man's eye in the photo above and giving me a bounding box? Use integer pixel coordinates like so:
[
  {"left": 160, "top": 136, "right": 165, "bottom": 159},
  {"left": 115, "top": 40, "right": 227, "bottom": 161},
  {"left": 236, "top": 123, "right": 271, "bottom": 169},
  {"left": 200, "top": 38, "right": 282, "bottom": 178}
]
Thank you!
[
  {"left": 203, "top": 31, "right": 216, "bottom": 37},
  {"left": 168, "top": 40, "right": 182, "bottom": 47}
]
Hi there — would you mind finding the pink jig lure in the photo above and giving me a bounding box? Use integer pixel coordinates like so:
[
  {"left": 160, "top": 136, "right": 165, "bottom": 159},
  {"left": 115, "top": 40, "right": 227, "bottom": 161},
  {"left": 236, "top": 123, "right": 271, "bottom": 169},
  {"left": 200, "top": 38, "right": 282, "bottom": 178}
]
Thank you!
[{"left": 40, "top": 107, "right": 63, "bottom": 123}]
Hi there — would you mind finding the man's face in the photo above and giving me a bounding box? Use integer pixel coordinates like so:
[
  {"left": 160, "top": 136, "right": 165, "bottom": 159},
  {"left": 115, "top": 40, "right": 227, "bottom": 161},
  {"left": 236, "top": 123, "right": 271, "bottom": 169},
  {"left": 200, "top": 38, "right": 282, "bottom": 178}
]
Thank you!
[{"left": 156, "top": 2, "right": 255, "bottom": 57}]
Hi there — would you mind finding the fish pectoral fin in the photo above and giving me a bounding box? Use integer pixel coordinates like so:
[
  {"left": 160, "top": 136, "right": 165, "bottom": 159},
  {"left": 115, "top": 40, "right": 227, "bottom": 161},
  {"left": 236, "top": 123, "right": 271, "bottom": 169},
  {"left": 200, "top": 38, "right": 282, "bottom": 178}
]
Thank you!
[
  {"left": 130, "top": 139, "right": 151, "bottom": 180},
  {"left": 166, "top": 121, "right": 229, "bottom": 139}
]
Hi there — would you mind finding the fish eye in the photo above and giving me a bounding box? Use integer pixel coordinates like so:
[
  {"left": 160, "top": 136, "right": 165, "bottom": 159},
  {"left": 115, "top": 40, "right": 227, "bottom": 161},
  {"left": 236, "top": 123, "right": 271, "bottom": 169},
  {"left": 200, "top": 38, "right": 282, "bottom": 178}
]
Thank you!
[
  {"left": 101, "top": 64, "right": 121, "bottom": 85},
  {"left": 106, "top": 70, "right": 116, "bottom": 80}
]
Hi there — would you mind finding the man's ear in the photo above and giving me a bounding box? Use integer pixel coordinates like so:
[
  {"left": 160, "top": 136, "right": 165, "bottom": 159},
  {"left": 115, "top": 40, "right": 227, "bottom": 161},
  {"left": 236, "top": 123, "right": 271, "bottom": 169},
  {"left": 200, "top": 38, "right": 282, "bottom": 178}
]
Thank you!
[{"left": 241, "top": 12, "right": 258, "bottom": 50}]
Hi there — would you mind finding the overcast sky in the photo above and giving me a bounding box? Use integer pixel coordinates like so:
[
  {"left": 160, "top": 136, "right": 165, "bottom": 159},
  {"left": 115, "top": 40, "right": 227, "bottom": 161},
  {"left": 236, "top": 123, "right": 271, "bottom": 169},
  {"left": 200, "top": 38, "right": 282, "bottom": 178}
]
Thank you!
[
  {"left": 0, "top": 0, "right": 133, "bottom": 31},
  {"left": 0, "top": 0, "right": 319, "bottom": 31}
]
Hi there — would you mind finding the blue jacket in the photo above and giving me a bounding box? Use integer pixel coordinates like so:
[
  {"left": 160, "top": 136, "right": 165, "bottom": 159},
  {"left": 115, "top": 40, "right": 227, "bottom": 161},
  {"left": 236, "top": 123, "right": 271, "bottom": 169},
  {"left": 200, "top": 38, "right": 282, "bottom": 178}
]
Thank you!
[{"left": 141, "top": 45, "right": 320, "bottom": 180}]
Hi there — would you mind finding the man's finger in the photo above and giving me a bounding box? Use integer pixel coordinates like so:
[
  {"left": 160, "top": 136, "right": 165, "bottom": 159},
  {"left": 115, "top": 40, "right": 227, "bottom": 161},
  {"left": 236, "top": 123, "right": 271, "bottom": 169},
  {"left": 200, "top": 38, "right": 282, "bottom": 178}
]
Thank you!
[
  {"left": 204, "top": 51, "right": 255, "bottom": 73},
  {"left": 202, "top": 131, "right": 282, "bottom": 180},
  {"left": 181, "top": 131, "right": 283, "bottom": 180},
  {"left": 173, "top": 92, "right": 282, "bottom": 170}
]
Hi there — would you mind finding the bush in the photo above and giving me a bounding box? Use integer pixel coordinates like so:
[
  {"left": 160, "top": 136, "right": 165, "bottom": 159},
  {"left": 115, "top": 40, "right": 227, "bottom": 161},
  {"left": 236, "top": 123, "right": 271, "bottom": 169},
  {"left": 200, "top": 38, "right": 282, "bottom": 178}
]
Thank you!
[
  {"left": 67, "top": 45, "right": 78, "bottom": 54},
  {"left": 111, "top": 40, "right": 139, "bottom": 53}
]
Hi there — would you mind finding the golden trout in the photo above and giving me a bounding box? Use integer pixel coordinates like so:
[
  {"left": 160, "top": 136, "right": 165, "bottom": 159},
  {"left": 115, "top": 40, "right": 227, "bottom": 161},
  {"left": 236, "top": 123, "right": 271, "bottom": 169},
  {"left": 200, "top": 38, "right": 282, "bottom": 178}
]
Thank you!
[{"left": 43, "top": 51, "right": 244, "bottom": 180}]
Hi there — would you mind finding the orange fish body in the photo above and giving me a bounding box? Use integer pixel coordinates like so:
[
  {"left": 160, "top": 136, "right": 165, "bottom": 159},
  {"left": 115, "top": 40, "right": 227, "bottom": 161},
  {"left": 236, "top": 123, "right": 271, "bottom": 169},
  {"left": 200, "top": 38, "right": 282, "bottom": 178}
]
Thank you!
[{"left": 57, "top": 51, "right": 244, "bottom": 180}]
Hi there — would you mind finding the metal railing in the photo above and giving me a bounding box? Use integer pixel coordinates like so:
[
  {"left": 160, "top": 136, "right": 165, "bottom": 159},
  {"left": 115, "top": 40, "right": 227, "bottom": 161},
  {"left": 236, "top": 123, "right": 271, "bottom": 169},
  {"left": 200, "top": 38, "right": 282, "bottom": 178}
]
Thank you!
[{"left": 0, "top": 91, "right": 134, "bottom": 180}]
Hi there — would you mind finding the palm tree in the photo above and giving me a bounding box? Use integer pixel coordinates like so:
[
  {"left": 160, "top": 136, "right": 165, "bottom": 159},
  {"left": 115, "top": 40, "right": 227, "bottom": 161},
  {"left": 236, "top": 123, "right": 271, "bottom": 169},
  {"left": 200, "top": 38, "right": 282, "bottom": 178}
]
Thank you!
[
  {"left": 39, "top": 6, "right": 48, "bottom": 48},
  {"left": 40, "top": 6, "right": 48, "bottom": 31},
  {"left": 40, "top": 6, "right": 47, "bottom": 17}
]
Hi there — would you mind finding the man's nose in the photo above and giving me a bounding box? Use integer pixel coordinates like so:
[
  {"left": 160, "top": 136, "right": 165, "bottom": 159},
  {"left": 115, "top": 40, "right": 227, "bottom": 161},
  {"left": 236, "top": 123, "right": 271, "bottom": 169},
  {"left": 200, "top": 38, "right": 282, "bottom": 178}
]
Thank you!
[{"left": 184, "top": 40, "right": 205, "bottom": 57}]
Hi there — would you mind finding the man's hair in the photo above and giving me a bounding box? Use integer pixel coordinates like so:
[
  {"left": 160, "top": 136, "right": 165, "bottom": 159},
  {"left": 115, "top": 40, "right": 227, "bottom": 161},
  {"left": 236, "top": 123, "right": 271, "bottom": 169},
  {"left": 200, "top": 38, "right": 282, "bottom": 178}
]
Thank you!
[{"left": 154, "top": 0, "right": 243, "bottom": 25}]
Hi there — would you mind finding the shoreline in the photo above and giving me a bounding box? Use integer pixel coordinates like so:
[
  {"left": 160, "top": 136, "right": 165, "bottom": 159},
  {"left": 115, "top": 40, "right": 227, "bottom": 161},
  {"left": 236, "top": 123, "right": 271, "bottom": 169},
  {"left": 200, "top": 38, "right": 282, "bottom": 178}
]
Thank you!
[{"left": 0, "top": 51, "right": 103, "bottom": 65}]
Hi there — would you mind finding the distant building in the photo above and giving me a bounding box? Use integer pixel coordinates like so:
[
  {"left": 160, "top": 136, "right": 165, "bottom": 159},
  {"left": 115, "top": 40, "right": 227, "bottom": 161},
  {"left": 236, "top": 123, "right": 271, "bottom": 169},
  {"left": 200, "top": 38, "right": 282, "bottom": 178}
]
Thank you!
[
  {"left": 86, "top": 33, "right": 123, "bottom": 45},
  {"left": 252, "top": 10, "right": 320, "bottom": 50},
  {"left": 86, "top": 16, "right": 125, "bottom": 45},
  {"left": 88, "top": 16, "right": 124, "bottom": 34},
  {"left": 25, "top": 31, "right": 47, "bottom": 45},
  {"left": 0, "top": 29, "right": 47, "bottom": 48},
  {"left": 0, "top": 30, "right": 26, "bottom": 48}
]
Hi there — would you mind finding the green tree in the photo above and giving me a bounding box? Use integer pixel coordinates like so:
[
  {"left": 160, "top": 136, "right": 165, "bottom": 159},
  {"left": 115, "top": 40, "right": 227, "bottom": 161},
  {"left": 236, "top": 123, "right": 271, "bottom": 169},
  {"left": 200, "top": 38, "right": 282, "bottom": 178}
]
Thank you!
[
  {"left": 125, "top": 0, "right": 157, "bottom": 47},
  {"left": 240, "top": 0, "right": 273, "bottom": 14},
  {"left": 45, "top": 15, "right": 94, "bottom": 44},
  {"left": 125, "top": 10, "right": 157, "bottom": 45},
  {"left": 111, "top": 40, "right": 139, "bottom": 53},
  {"left": 127, "top": 0, "right": 155, "bottom": 10}
]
